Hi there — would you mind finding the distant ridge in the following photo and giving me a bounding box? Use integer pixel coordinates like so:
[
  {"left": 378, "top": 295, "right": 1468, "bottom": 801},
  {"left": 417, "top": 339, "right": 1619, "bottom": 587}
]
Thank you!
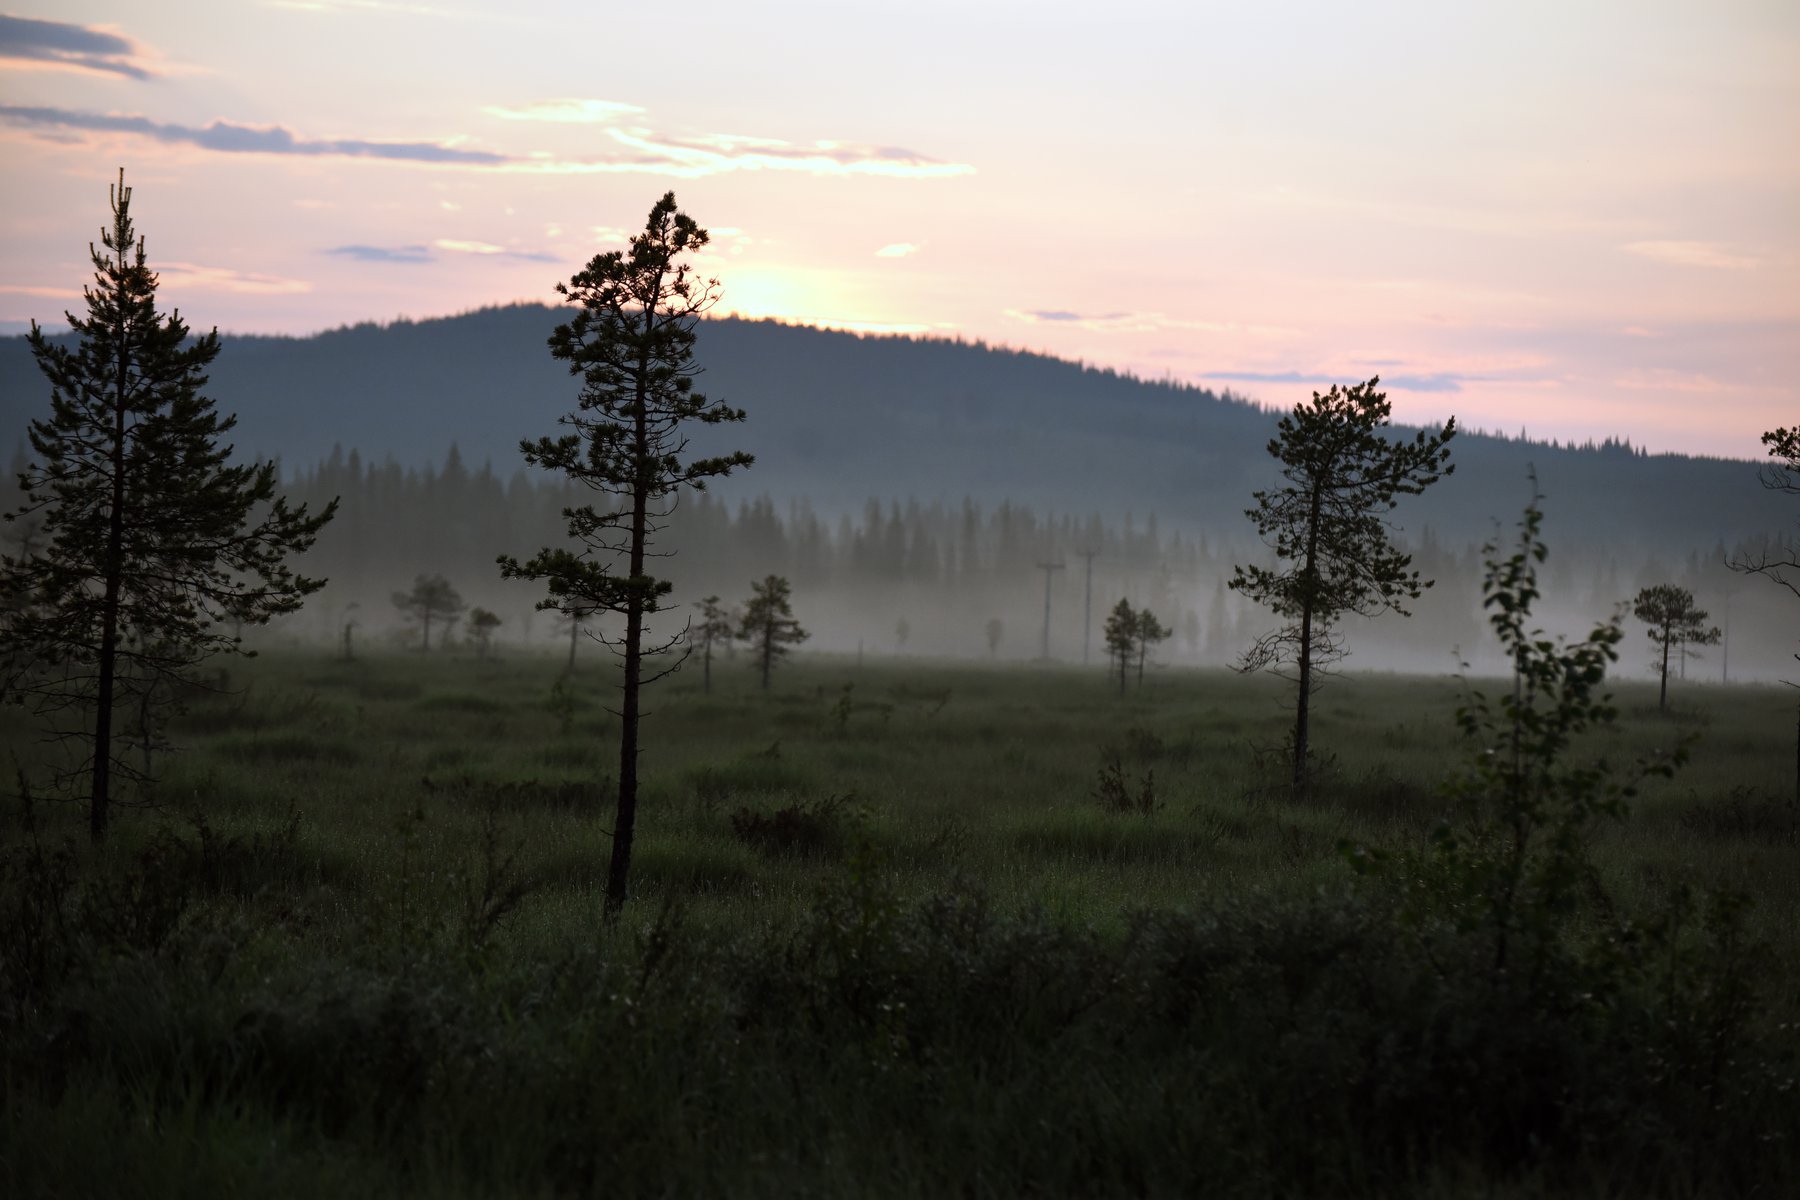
[{"left": 0, "top": 303, "right": 1775, "bottom": 552}]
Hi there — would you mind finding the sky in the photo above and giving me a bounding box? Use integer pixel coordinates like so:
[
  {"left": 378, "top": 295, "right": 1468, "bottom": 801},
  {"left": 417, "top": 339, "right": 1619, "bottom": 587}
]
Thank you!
[{"left": 1, "top": 0, "right": 1795, "bottom": 459}]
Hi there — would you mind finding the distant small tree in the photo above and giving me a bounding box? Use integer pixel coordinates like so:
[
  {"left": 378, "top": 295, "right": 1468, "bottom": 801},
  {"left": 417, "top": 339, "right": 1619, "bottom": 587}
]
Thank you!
[
  {"left": 555, "top": 601, "right": 599, "bottom": 673},
  {"left": 468, "top": 607, "right": 502, "bottom": 658},
  {"left": 739, "top": 575, "right": 807, "bottom": 690},
  {"left": 1103, "top": 598, "right": 1136, "bottom": 695},
  {"left": 895, "top": 616, "right": 911, "bottom": 654},
  {"left": 393, "top": 573, "right": 465, "bottom": 651},
  {"left": 693, "top": 594, "right": 734, "bottom": 694},
  {"left": 1230, "top": 377, "right": 1455, "bottom": 791},
  {"left": 0, "top": 171, "right": 335, "bottom": 841},
  {"left": 1133, "top": 607, "right": 1170, "bottom": 684},
  {"left": 985, "top": 616, "right": 1003, "bottom": 658},
  {"left": 1632, "top": 585, "right": 1719, "bottom": 712}
]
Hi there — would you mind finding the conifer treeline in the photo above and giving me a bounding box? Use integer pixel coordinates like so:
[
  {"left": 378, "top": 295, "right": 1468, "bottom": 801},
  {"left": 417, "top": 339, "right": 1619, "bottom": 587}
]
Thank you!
[
  {"left": 4, "top": 440, "right": 1779, "bottom": 672},
  {"left": 271, "top": 445, "right": 1563, "bottom": 669}
]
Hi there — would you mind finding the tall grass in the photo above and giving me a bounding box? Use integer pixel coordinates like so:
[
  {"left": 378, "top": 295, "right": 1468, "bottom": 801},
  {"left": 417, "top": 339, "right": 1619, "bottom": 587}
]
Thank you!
[{"left": 3, "top": 651, "right": 1795, "bottom": 1195}]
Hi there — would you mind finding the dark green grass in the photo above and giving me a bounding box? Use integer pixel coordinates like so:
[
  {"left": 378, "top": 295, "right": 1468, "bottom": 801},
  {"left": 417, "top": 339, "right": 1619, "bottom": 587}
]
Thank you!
[{"left": 3, "top": 652, "right": 1796, "bottom": 1196}]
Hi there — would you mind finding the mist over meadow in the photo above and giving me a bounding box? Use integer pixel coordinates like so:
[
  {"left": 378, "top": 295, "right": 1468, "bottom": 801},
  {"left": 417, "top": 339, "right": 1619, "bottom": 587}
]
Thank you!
[{"left": 4, "top": 305, "right": 1786, "bottom": 680}]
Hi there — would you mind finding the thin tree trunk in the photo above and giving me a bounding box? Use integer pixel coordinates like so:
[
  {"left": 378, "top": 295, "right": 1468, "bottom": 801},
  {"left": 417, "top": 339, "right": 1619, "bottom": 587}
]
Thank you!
[
  {"left": 91, "top": 300, "right": 130, "bottom": 844},
  {"left": 604, "top": 351, "right": 655, "bottom": 925},
  {"left": 1294, "top": 485, "right": 1324, "bottom": 793},
  {"left": 422, "top": 610, "right": 432, "bottom": 652},
  {"left": 568, "top": 617, "right": 578, "bottom": 672},
  {"left": 703, "top": 638, "right": 712, "bottom": 694},
  {"left": 760, "top": 627, "right": 772, "bottom": 690},
  {"left": 1658, "top": 631, "right": 1670, "bottom": 711}
]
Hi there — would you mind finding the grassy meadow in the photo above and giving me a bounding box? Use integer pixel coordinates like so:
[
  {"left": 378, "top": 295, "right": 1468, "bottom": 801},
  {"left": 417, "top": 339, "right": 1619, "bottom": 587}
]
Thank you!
[{"left": 3, "top": 648, "right": 1797, "bottom": 1197}]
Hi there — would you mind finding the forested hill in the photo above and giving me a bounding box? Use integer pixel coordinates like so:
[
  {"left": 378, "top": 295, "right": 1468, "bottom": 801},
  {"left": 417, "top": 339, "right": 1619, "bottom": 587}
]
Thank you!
[{"left": 0, "top": 303, "right": 1778, "bottom": 553}]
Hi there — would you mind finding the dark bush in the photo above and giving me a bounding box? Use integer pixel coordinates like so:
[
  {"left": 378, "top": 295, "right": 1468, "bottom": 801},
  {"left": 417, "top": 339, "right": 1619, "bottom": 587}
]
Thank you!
[
  {"left": 729, "top": 792, "right": 853, "bottom": 857},
  {"left": 1678, "top": 786, "right": 1799, "bottom": 845}
]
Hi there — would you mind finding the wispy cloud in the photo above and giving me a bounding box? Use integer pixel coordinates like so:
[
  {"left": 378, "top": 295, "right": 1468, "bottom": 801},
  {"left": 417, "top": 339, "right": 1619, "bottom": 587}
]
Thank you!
[
  {"left": 433, "top": 238, "right": 558, "bottom": 262},
  {"left": 0, "top": 284, "right": 81, "bottom": 298},
  {"left": 1612, "top": 367, "right": 1729, "bottom": 394},
  {"left": 1004, "top": 309, "right": 1293, "bottom": 338},
  {"left": 1622, "top": 240, "right": 1762, "bottom": 271},
  {"left": 875, "top": 243, "right": 920, "bottom": 258},
  {"left": 0, "top": 105, "right": 507, "bottom": 164},
  {"left": 0, "top": 102, "right": 972, "bottom": 180},
  {"left": 485, "top": 98, "right": 645, "bottom": 123},
  {"left": 0, "top": 14, "right": 156, "bottom": 79},
  {"left": 1200, "top": 370, "right": 1469, "bottom": 394},
  {"left": 518, "top": 126, "right": 974, "bottom": 179},
  {"left": 264, "top": 1, "right": 473, "bottom": 17},
  {"left": 326, "top": 244, "right": 433, "bottom": 264},
  {"left": 158, "top": 263, "right": 311, "bottom": 295},
  {"left": 324, "top": 240, "right": 556, "bottom": 264}
]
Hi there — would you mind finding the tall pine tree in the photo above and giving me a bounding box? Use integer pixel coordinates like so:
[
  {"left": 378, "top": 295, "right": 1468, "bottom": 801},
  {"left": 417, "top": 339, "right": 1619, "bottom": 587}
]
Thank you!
[
  {"left": 1231, "top": 378, "right": 1454, "bottom": 791},
  {"left": 499, "top": 192, "right": 752, "bottom": 923},
  {"left": 1, "top": 171, "right": 336, "bottom": 840}
]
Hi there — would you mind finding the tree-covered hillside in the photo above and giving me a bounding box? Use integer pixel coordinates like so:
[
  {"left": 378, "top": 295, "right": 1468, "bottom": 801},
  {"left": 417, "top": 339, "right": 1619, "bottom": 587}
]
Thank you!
[{"left": 1, "top": 305, "right": 1778, "bottom": 557}]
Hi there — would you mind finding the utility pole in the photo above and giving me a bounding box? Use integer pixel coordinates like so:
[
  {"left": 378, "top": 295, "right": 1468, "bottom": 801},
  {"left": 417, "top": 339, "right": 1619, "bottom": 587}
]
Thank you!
[
  {"left": 1035, "top": 560, "right": 1065, "bottom": 660},
  {"left": 1721, "top": 589, "right": 1734, "bottom": 684},
  {"left": 1076, "top": 547, "right": 1099, "bottom": 666}
]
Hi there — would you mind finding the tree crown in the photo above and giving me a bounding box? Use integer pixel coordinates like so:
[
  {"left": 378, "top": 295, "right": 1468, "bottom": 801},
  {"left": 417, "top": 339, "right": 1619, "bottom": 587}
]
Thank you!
[{"left": 1232, "top": 377, "right": 1456, "bottom": 623}]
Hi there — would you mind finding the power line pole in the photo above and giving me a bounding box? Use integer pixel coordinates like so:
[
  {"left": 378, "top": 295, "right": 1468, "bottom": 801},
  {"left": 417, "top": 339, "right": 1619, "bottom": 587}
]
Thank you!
[
  {"left": 1036, "top": 560, "right": 1065, "bottom": 660},
  {"left": 1721, "top": 588, "right": 1734, "bottom": 684},
  {"left": 1076, "top": 547, "right": 1099, "bottom": 665}
]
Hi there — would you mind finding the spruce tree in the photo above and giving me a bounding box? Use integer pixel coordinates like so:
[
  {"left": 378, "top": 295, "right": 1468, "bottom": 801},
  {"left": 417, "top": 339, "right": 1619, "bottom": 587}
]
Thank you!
[
  {"left": 0, "top": 171, "right": 336, "bottom": 841},
  {"left": 499, "top": 192, "right": 752, "bottom": 923}
]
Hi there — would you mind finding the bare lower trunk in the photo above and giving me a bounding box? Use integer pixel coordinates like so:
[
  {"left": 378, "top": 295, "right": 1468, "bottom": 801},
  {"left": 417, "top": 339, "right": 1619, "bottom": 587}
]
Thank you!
[
  {"left": 1294, "top": 607, "right": 1314, "bottom": 793},
  {"left": 604, "top": 475, "right": 651, "bottom": 924},
  {"left": 92, "top": 307, "right": 131, "bottom": 844},
  {"left": 1293, "top": 485, "right": 1323, "bottom": 794},
  {"left": 1658, "top": 635, "right": 1670, "bottom": 711},
  {"left": 91, "top": 600, "right": 119, "bottom": 843}
]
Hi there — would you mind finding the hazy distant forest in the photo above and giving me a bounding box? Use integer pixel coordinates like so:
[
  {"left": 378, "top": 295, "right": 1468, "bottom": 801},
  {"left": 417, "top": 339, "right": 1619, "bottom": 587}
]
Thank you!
[
  {"left": 4, "top": 182, "right": 1797, "bottom": 1200},
  {"left": 3, "top": 305, "right": 1791, "bottom": 679}
]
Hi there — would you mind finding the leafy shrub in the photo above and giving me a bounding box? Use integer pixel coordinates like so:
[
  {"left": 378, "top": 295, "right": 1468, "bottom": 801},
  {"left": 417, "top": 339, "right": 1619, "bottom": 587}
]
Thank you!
[
  {"left": 1092, "top": 749, "right": 1157, "bottom": 815},
  {"left": 685, "top": 747, "right": 809, "bottom": 808},
  {"left": 1678, "top": 785, "right": 1799, "bottom": 845},
  {"left": 414, "top": 692, "right": 507, "bottom": 715},
  {"left": 421, "top": 774, "right": 609, "bottom": 811},
  {"left": 215, "top": 732, "right": 361, "bottom": 766},
  {"left": 729, "top": 792, "right": 854, "bottom": 857}
]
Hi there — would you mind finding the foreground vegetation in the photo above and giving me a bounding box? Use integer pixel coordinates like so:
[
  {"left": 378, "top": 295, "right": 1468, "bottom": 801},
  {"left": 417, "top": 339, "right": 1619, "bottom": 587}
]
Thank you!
[{"left": 3, "top": 651, "right": 1796, "bottom": 1197}]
